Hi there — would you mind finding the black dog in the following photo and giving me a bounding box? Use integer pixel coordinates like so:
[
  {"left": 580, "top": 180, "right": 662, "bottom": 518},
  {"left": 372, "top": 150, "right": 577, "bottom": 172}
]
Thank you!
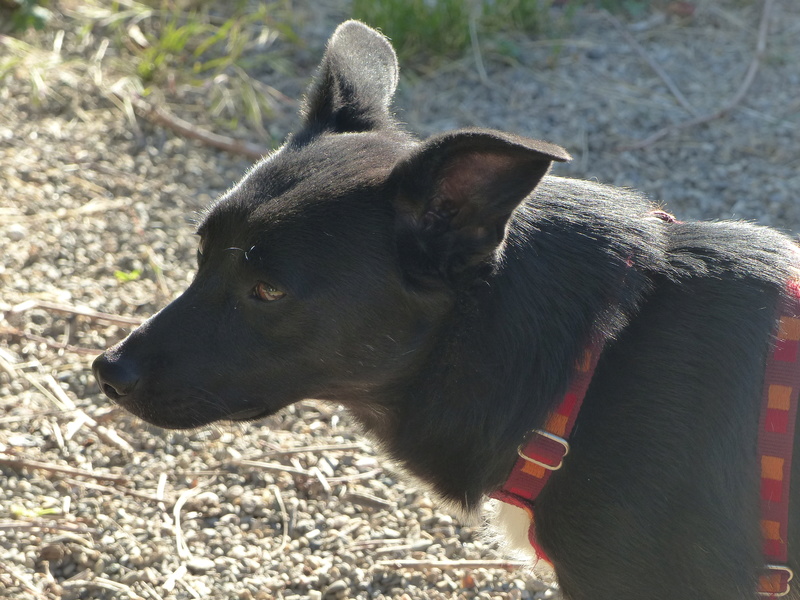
[{"left": 94, "top": 21, "right": 800, "bottom": 599}]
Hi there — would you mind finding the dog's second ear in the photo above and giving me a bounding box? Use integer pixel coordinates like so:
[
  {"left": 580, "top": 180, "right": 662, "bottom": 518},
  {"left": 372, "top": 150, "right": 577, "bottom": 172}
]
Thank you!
[
  {"left": 392, "top": 129, "right": 571, "bottom": 283},
  {"left": 297, "top": 20, "right": 398, "bottom": 140}
]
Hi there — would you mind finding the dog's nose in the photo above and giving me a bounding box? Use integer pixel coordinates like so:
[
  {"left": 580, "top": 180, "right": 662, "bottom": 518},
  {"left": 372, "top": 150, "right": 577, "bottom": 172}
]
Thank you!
[{"left": 92, "top": 353, "right": 140, "bottom": 401}]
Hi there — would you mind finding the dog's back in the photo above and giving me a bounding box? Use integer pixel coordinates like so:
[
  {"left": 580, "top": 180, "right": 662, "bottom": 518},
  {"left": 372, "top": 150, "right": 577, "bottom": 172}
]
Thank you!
[{"left": 514, "top": 182, "right": 800, "bottom": 597}]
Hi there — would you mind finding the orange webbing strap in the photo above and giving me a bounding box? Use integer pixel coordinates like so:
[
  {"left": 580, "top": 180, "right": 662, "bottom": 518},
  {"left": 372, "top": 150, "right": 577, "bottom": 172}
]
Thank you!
[
  {"left": 758, "top": 279, "right": 800, "bottom": 597},
  {"left": 490, "top": 337, "right": 605, "bottom": 563}
]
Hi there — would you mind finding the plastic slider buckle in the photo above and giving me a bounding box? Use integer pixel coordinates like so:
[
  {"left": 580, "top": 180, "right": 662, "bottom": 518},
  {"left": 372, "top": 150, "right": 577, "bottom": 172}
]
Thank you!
[{"left": 516, "top": 430, "right": 570, "bottom": 471}]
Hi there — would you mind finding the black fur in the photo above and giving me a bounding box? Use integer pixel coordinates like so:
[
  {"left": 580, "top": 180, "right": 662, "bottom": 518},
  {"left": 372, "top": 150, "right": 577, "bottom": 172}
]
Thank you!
[{"left": 94, "top": 21, "right": 800, "bottom": 600}]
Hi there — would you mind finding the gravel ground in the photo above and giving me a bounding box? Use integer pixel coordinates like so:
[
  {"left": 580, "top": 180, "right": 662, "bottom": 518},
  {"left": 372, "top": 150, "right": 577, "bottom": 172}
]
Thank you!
[{"left": 1, "top": 2, "right": 799, "bottom": 599}]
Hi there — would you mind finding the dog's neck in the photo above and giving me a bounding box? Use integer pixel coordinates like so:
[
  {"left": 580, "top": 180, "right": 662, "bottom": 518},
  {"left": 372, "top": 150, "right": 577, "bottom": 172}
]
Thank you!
[{"left": 357, "top": 178, "right": 669, "bottom": 510}]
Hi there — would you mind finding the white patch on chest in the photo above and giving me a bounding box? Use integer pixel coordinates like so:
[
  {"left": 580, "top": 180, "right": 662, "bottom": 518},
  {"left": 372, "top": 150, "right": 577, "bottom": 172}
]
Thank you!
[
  {"left": 485, "top": 499, "right": 539, "bottom": 560},
  {"left": 484, "top": 499, "right": 558, "bottom": 589}
]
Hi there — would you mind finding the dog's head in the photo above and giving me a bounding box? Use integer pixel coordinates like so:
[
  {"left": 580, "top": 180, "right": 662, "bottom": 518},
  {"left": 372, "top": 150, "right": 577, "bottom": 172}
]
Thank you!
[{"left": 93, "top": 21, "right": 569, "bottom": 429}]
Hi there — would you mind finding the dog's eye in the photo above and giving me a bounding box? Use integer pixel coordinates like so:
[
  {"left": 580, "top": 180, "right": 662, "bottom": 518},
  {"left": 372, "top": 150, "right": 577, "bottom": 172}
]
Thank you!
[{"left": 253, "top": 282, "right": 286, "bottom": 302}]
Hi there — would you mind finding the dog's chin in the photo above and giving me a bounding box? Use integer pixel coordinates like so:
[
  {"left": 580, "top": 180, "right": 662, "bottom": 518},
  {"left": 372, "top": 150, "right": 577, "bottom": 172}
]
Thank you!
[
  {"left": 112, "top": 393, "right": 277, "bottom": 429},
  {"left": 115, "top": 403, "right": 239, "bottom": 430},
  {"left": 137, "top": 406, "right": 275, "bottom": 429},
  {"left": 225, "top": 406, "right": 275, "bottom": 422},
  {"left": 114, "top": 398, "right": 279, "bottom": 430},
  {"left": 126, "top": 409, "right": 216, "bottom": 430}
]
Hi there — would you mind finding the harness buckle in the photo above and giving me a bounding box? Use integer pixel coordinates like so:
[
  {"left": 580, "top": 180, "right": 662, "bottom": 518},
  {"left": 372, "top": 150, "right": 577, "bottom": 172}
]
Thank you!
[
  {"left": 758, "top": 565, "right": 794, "bottom": 597},
  {"left": 517, "top": 430, "right": 570, "bottom": 471}
]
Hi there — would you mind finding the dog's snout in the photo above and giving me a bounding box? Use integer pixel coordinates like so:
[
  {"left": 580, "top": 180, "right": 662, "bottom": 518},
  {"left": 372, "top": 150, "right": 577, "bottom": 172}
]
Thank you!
[{"left": 92, "top": 353, "right": 140, "bottom": 401}]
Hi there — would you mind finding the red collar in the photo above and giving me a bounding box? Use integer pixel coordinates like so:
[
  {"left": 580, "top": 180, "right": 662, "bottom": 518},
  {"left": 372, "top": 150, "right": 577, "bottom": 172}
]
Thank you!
[{"left": 491, "top": 279, "right": 800, "bottom": 597}]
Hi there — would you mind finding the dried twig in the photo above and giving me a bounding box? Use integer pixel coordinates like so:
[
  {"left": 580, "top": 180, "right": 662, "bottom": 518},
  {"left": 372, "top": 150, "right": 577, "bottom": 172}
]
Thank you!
[
  {"left": 61, "top": 477, "right": 170, "bottom": 504},
  {"left": 16, "top": 368, "right": 133, "bottom": 453},
  {"left": 343, "top": 491, "right": 394, "bottom": 511},
  {"left": 0, "top": 519, "right": 98, "bottom": 535},
  {"left": 375, "top": 558, "right": 528, "bottom": 570},
  {"left": 326, "top": 468, "right": 383, "bottom": 484},
  {"left": 309, "top": 466, "right": 331, "bottom": 493},
  {"left": 624, "top": 0, "right": 775, "bottom": 150},
  {"left": 0, "top": 453, "right": 127, "bottom": 484},
  {"left": 468, "top": 5, "right": 489, "bottom": 86},
  {"left": 116, "top": 92, "right": 271, "bottom": 160},
  {"left": 35, "top": 373, "right": 134, "bottom": 454},
  {"left": 48, "top": 417, "right": 66, "bottom": 452},
  {"left": 10, "top": 299, "right": 144, "bottom": 327},
  {"left": 262, "top": 442, "right": 368, "bottom": 457},
  {"left": 39, "top": 561, "right": 59, "bottom": 596},
  {"left": 374, "top": 543, "right": 419, "bottom": 555},
  {"left": 604, "top": 11, "right": 697, "bottom": 116},
  {"left": 176, "top": 469, "right": 230, "bottom": 478},
  {"left": 0, "top": 198, "right": 130, "bottom": 224},
  {"left": 15, "top": 371, "right": 71, "bottom": 412},
  {"left": 73, "top": 415, "right": 134, "bottom": 453},
  {"left": 141, "top": 581, "right": 167, "bottom": 600},
  {"left": 42, "top": 374, "right": 79, "bottom": 410},
  {"left": 230, "top": 458, "right": 310, "bottom": 476},
  {"left": 173, "top": 485, "right": 205, "bottom": 560},
  {"left": 0, "top": 326, "right": 100, "bottom": 356},
  {"left": 61, "top": 568, "right": 92, "bottom": 584},
  {"left": 156, "top": 472, "right": 168, "bottom": 504},
  {"left": 268, "top": 484, "right": 290, "bottom": 557},
  {"left": 351, "top": 537, "right": 411, "bottom": 548},
  {"left": 62, "top": 576, "right": 145, "bottom": 600},
  {"left": 146, "top": 246, "right": 171, "bottom": 299},
  {"left": 0, "top": 348, "right": 18, "bottom": 378},
  {"left": 0, "top": 519, "right": 100, "bottom": 548},
  {"left": 162, "top": 564, "right": 188, "bottom": 594},
  {"left": 176, "top": 577, "right": 202, "bottom": 600},
  {"left": 0, "top": 560, "right": 49, "bottom": 599}
]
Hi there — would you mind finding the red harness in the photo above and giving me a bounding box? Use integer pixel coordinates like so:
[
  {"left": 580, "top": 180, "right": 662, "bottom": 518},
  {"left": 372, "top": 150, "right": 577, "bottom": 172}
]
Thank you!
[{"left": 491, "top": 279, "right": 800, "bottom": 597}]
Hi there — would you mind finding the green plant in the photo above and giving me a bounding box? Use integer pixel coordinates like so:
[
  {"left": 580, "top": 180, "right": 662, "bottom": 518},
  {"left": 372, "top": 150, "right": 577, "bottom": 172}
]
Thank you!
[
  {"left": 115, "top": 3, "right": 295, "bottom": 86},
  {"left": 114, "top": 268, "right": 142, "bottom": 283},
  {"left": 3, "top": 0, "right": 52, "bottom": 32},
  {"left": 482, "top": 0, "right": 552, "bottom": 33},
  {"left": 11, "top": 503, "right": 59, "bottom": 518},
  {"left": 351, "top": 0, "right": 470, "bottom": 62},
  {"left": 0, "top": 34, "right": 83, "bottom": 102},
  {"left": 351, "top": 0, "right": 553, "bottom": 63},
  {"left": 66, "top": 0, "right": 298, "bottom": 138},
  {"left": 574, "top": 0, "right": 653, "bottom": 17}
]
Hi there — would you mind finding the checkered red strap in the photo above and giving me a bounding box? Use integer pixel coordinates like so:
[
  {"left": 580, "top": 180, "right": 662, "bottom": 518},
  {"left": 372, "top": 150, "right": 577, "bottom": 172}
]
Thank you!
[{"left": 757, "top": 279, "right": 800, "bottom": 597}]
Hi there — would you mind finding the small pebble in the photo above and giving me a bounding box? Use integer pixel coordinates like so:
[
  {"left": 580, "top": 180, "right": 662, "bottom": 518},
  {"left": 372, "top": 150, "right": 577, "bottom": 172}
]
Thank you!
[
  {"left": 6, "top": 224, "right": 27, "bottom": 241},
  {"left": 322, "top": 579, "right": 348, "bottom": 597},
  {"left": 187, "top": 557, "right": 216, "bottom": 574}
]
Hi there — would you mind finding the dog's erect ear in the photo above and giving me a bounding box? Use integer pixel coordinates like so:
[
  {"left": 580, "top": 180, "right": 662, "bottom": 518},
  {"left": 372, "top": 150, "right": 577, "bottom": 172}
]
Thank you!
[
  {"left": 392, "top": 128, "right": 571, "bottom": 282},
  {"left": 297, "top": 20, "right": 398, "bottom": 139}
]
